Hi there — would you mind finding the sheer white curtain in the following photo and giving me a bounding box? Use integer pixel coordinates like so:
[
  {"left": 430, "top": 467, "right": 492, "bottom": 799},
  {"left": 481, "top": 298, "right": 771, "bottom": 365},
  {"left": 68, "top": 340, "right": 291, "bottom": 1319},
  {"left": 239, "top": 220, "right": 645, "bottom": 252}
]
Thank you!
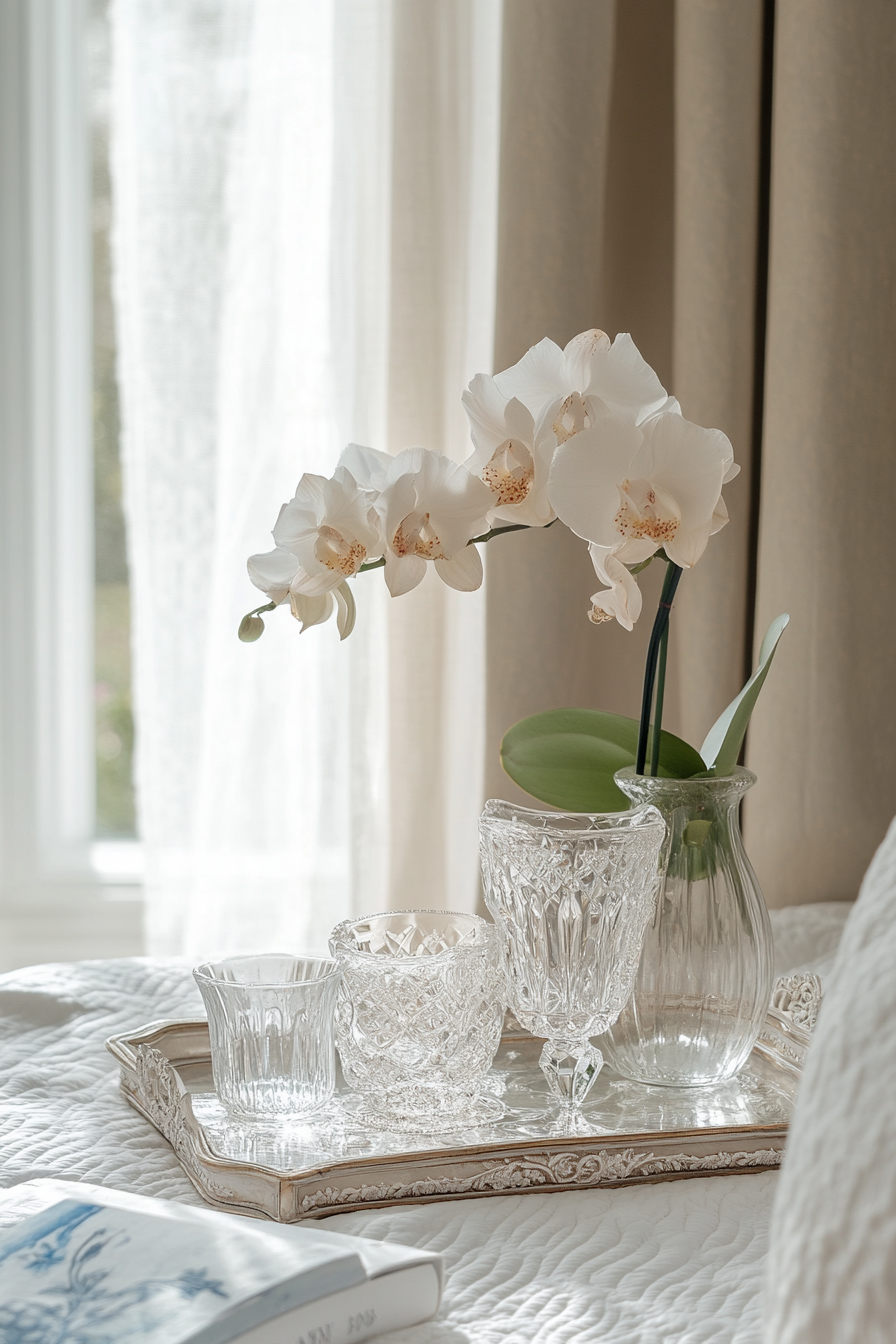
[{"left": 111, "top": 0, "right": 501, "bottom": 956}]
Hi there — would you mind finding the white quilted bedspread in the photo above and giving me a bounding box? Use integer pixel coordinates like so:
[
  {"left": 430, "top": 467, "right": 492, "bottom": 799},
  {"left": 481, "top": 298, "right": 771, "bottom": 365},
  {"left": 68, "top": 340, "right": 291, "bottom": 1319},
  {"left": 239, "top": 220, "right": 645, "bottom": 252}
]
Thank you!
[{"left": 0, "top": 903, "right": 852, "bottom": 1343}]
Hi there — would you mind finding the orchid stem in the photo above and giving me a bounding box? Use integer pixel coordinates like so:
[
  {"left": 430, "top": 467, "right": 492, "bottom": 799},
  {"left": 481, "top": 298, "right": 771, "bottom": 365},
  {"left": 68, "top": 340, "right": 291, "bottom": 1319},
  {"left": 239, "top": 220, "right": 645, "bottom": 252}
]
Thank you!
[
  {"left": 636, "top": 561, "right": 682, "bottom": 775},
  {"left": 649, "top": 621, "right": 669, "bottom": 776},
  {"left": 470, "top": 518, "right": 557, "bottom": 546}
]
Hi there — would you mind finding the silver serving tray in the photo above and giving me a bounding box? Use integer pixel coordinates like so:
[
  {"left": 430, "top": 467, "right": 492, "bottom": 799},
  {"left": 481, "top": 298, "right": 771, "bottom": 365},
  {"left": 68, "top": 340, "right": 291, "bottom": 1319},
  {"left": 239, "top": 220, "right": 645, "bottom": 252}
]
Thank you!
[{"left": 106, "top": 973, "right": 821, "bottom": 1223}]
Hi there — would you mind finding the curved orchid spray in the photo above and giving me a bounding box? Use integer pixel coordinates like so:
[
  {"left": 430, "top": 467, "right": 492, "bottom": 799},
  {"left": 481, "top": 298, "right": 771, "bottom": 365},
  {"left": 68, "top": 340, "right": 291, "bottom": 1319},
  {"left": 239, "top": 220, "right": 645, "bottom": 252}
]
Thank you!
[{"left": 242, "top": 330, "right": 787, "bottom": 800}]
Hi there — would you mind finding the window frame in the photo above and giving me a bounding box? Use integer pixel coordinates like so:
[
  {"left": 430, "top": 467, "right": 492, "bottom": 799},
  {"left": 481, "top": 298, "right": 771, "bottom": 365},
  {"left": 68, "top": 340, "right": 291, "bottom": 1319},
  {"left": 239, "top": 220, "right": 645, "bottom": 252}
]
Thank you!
[{"left": 0, "top": 0, "right": 142, "bottom": 937}]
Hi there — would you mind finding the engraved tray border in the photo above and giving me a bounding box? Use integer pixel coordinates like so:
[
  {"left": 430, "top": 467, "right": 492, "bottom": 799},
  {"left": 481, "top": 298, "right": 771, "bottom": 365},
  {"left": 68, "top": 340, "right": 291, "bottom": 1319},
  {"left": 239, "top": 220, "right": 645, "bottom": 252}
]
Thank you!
[{"left": 106, "top": 973, "right": 820, "bottom": 1223}]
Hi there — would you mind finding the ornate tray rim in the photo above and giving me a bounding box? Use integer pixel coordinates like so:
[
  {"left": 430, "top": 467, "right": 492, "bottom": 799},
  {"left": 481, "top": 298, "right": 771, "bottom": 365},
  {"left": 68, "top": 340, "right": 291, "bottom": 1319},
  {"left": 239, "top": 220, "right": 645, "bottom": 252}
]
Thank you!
[{"left": 106, "top": 973, "right": 820, "bottom": 1222}]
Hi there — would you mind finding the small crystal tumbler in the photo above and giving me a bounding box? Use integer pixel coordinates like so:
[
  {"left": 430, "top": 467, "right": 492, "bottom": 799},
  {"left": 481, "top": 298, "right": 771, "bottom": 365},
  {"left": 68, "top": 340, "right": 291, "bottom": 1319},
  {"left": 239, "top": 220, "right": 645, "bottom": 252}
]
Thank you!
[
  {"left": 193, "top": 954, "right": 341, "bottom": 1121},
  {"left": 479, "top": 801, "right": 665, "bottom": 1111},
  {"left": 328, "top": 910, "right": 505, "bottom": 1131}
]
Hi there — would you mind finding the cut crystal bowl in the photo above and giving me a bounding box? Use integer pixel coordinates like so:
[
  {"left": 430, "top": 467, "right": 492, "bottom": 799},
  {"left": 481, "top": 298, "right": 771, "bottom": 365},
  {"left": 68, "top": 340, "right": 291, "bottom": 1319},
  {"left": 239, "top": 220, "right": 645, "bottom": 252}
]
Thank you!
[{"left": 328, "top": 909, "right": 505, "bottom": 1132}]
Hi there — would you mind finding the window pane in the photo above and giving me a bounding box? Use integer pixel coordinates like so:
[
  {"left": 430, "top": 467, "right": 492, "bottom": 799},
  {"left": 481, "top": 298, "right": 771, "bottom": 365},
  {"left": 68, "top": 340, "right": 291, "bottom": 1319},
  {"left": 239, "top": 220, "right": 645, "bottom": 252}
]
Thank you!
[{"left": 90, "top": 0, "right": 136, "bottom": 838}]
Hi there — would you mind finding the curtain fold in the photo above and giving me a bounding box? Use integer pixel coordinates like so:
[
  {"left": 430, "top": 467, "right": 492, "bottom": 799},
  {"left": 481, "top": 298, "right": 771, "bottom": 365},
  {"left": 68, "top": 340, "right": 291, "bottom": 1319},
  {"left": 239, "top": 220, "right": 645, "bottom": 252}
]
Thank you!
[
  {"left": 485, "top": 0, "right": 679, "bottom": 811},
  {"left": 671, "top": 0, "right": 764, "bottom": 749},
  {"left": 485, "top": 0, "right": 615, "bottom": 812},
  {"left": 745, "top": 0, "right": 896, "bottom": 905},
  {"left": 112, "top": 0, "right": 501, "bottom": 955}
]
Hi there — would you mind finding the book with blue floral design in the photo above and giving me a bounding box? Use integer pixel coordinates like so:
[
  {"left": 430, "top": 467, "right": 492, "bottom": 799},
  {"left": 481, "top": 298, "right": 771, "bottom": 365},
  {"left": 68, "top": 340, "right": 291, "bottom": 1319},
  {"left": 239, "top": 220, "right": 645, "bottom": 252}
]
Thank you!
[{"left": 0, "top": 1181, "right": 442, "bottom": 1344}]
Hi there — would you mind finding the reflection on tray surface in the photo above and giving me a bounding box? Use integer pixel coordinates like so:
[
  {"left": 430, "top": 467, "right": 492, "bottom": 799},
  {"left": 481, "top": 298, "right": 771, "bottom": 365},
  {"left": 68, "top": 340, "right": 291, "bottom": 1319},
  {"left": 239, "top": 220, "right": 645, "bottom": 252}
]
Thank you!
[{"left": 189, "top": 1033, "right": 796, "bottom": 1175}]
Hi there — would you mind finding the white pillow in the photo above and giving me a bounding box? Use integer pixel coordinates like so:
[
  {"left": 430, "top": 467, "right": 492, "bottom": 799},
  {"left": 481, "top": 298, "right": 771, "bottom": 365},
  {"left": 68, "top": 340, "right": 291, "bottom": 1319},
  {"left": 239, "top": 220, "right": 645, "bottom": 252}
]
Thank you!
[{"left": 766, "top": 817, "right": 896, "bottom": 1343}]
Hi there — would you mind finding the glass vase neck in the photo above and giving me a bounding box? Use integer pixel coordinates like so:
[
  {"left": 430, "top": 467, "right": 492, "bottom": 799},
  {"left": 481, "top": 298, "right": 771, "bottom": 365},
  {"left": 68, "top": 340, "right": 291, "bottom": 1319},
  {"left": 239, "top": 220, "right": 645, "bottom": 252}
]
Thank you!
[{"left": 614, "top": 766, "right": 756, "bottom": 811}]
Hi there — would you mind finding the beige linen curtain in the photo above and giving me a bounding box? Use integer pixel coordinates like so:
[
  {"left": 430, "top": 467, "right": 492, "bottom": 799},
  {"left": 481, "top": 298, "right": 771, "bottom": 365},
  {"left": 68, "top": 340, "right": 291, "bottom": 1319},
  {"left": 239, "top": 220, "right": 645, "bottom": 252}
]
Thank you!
[
  {"left": 487, "top": 0, "right": 896, "bottom": 908},
  {"left": 486, "top": 0, "right": 680, "bottom": 807},
  {"left": 747, "top": 0, "right": 896, "bottom": 905}
]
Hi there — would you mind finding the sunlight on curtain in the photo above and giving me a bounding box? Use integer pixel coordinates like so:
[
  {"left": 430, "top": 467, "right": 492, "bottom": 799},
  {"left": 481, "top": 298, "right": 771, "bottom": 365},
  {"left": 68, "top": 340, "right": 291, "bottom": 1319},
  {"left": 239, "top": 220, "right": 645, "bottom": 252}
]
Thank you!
[{"left": 111, "top": 0, "right": 501, "bottom": 956}]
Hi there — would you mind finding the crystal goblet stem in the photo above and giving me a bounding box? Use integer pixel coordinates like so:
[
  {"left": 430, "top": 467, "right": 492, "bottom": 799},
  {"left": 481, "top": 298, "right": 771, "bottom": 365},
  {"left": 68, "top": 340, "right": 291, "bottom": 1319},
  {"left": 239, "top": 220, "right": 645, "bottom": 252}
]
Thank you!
[{"left": 540, "top": 1039, "right": 605, "bottom": 1108}]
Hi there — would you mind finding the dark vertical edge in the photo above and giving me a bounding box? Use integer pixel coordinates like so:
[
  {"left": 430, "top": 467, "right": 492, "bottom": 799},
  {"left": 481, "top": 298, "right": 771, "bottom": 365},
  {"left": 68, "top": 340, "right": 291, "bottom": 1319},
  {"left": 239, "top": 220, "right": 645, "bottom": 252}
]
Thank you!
[{"left": 743, "top": 0, "right": 776, "bottom": 683}]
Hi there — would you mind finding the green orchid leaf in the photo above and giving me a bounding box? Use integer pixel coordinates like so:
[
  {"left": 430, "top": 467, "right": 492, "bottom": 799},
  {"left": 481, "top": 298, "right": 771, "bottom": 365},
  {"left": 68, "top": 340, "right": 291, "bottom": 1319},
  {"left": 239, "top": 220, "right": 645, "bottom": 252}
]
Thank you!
[
  {"left": 700, "top": 613, "right": 790, "bottom": 777},
  {"left": 501, "top": 709, "right": 706, "bottom": 812}
]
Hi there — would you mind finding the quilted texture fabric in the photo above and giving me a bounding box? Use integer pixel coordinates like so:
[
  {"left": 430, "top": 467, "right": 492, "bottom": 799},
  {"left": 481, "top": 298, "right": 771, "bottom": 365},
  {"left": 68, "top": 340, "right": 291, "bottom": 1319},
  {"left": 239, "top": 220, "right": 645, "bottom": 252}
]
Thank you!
[
  {"left": 769, "top": 901, "right": 854, "bottom": 981},
  {"left": 328, "top": 1175, "right": 778, "bottom": 1343},
  {"left": 766, "top": 826, "right": 896, "bottom": 1343},
  {"left": 0, "top": 906, "right": 849, "bottom": 1343},
  {"left": 0, "top": 959, "right": 204, "bottom": 1205}
]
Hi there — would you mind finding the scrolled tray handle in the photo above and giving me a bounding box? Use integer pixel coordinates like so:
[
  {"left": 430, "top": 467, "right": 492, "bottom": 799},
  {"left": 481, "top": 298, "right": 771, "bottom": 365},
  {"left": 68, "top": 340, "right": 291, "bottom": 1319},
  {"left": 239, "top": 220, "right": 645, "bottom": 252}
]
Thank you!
[{"left": 771, "top": 973, "right": 823, "bottom": 1031}]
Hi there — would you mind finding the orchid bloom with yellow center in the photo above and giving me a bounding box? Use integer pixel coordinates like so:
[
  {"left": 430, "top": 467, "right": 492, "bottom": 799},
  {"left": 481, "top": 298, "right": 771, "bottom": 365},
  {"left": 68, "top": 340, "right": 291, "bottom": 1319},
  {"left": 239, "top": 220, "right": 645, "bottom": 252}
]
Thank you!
[
  {"left": 614, "top": 477, "right": 681, "bottom": 546},
  {"left": 245, "top": 544, "right": 357, "bottom": 640},
  {"left": 548, "top": 404, "right": 738, "bottom": 623},
  {"left": 264, "top": 466, "right": 382, "bottom": 597},
  {"left": 374, "top": 447, "right": 493, "bottom": 596},
  {"left": 245, "top": 466, "right": 380, "bottom": 639},
  {"left": 492, "top": 328, "right": 680, "bottom": 429},
  {"left": 461, "top": 373, "right": 556, "bottom": 527}
]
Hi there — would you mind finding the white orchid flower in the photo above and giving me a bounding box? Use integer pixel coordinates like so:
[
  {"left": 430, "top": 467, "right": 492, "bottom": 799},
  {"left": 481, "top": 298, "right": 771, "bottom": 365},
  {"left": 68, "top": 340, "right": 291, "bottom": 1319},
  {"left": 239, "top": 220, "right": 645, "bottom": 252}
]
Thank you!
[
  {"left": 375, "top": 448, "right": 493, "bottom": 596},
  {"left": 247, "top": 545, "right": 301, "bottom": 606},
  {"left": 290, "top": 582, "right": 356, "bottom": 639},
  {"left": 493, "top": 329, "right": 678, "bottom": 435},
  {"left": 587, "top": 544, "right": 643, "bottom": 631},
  {"left": 270, "top": 466, "right": 382, "bottom": 597},
  {"left": 246, "top": 546, "right": 356, "bottom": 639},
  {"left": 337, "top": 442, "right": 393, "bottom": 491},
  {"left": 461, "top": 373, "right": 556, "bottom": 527},
  {"left": 549, "top": 406, "right": 736, "bottom": 576}
]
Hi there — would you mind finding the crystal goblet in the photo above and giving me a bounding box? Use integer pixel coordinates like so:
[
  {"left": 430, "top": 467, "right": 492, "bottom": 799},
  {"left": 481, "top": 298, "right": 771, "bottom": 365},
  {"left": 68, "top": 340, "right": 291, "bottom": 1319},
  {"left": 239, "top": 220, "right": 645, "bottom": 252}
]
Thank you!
[
  {"left": 479, "top": 801, "right": 665, "bottom": 1111},
  {"left": 328, "top": 910, "right": 505, "bottom": 1132}
]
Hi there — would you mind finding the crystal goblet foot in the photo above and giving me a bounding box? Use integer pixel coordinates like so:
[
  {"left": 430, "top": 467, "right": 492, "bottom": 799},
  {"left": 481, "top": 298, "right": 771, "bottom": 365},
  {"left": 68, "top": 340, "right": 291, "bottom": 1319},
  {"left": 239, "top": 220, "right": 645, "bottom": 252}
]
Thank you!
[{"left": 479, "top": 800, "right": 665, "bottom": 1116}]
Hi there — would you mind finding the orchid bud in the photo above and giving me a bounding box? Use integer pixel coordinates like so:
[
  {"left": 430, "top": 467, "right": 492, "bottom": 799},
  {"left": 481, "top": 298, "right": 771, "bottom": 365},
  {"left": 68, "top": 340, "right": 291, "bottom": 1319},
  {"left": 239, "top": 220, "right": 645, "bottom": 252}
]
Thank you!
[{"left": 238, "top": 613, "right": 265, "bottom": 642}]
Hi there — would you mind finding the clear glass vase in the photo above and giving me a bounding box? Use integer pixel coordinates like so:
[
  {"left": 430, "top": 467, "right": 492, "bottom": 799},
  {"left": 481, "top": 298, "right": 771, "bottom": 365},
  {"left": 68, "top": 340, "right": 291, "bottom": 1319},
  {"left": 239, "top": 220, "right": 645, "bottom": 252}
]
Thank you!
[
  {"left": 602, "top": 767, "right": 774, "bottom": 1087},
  {"left": 479, "top": 801, "right": 665, "bottom": 1111}
]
